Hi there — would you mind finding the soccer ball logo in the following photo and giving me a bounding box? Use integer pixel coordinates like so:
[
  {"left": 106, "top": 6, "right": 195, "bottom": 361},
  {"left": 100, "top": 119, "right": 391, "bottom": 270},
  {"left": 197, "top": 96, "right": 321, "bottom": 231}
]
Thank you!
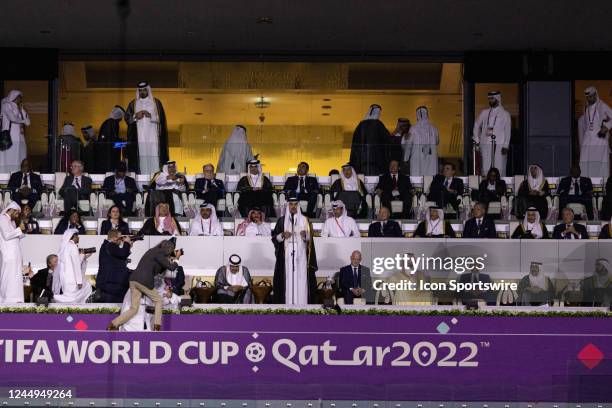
[{"left": 245, "top": 342, "right": 266, "bottom": 363}]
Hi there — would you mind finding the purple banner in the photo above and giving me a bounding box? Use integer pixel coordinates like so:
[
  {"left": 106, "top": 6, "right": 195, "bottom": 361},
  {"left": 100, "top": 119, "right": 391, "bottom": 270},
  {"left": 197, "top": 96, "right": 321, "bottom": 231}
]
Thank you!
[{"left": 0, "top": 313, "right": 610, "bottom": 402}]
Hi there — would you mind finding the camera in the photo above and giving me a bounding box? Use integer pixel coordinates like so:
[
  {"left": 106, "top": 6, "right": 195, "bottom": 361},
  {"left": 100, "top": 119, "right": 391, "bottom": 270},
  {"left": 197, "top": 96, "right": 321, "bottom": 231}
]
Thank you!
[{"left": 81, "top": 247, "right": 97, "bottom": 255}]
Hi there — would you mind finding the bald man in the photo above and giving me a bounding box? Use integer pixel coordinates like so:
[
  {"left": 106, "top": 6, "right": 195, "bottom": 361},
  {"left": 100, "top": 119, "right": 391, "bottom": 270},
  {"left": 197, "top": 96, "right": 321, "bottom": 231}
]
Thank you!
[{"left": 338, "top": 251, "right": 373, "bottom": 305}]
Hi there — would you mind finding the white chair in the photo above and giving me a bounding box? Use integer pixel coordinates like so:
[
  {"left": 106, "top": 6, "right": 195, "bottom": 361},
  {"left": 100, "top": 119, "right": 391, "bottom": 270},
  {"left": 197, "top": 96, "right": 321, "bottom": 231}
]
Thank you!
[
  {"left": 567, "top": 202, "right": 587, "bottom": 219},
  {"left": 423, "top": 175, "right": 433, "bottom": 195}
]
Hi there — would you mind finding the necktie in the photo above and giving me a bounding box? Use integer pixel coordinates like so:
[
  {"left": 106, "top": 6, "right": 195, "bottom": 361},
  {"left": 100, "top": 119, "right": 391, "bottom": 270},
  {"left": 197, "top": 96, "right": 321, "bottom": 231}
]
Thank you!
[
  {"left": 444, "top": 178, "right": 450, "bottom": 189},
  {"left": 381, "top": 221, "right": 385, "bottom": 235},
  {"left": 22, "top": 173, "right": 28, "bottom": 187},
  {"left": 392, "top": 174, "right": 397, "bottom": 189},
  {"left": 565, "top": 225, "right": 572, "bottom": 239},
  {"left": 574, "top": 179, "right": 580, "bottom": 196},
  {"left": 477, "top": 219, "right": 481, "bottom": 233},
  {"left": 353, "top": 267, "right": 359, "bottom": 287},
  {"left": 75, "top": 177, "right": 81, "bottom": 189},
  {"left": 299, "top": 177, "right": 305, "bottom": 193}
]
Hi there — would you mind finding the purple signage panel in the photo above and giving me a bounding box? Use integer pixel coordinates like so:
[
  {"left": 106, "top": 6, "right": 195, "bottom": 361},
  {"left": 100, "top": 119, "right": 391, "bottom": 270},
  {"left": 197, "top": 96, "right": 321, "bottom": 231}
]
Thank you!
[{"left": 0, "top": 313, "right": 609, "bottom": 402}]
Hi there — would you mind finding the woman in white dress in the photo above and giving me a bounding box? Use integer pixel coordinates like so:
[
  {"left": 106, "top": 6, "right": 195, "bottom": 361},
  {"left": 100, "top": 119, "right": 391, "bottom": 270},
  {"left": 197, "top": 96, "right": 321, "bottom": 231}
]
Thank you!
[
  {"left": 0, "top": 90, "right": 30, "bottom": 173},
  {"left": 53, "top": 229, "right": 92, "bottom": 303}
]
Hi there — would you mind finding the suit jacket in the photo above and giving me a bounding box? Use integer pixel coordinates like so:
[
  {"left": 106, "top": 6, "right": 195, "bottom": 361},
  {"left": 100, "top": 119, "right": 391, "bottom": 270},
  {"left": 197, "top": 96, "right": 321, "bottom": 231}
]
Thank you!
[
  {"left": 552, "top": 222, "right": 589, "bottom": 239},
  {"left": 368, "top": 220, "right": 403, "bottom": 237},
  {"left": 428, "top": 174, "right": 464, "bottom": 199},
  {"left": 463, "top": 217, "right": 497, "bottom": 238},
  {"left": 283, "top": 175, "right": 320, "bottom": 194},
  {"left": 8, "top": 171, "right": 44, "bottom": 195},
  {"left": 557, "top": 176, "right": 592, "bottom": 197},
  {"left": 96, "top": 240, "right": 132, "bottom": 301},
  {"left": 30, "top": 267, "right": 53, "bottom": 300},
  {"left": 129, "top": 245, "right": 179, "bottom": 290},
  {"left": 59, "top": 174, "right": 93, "bottom": 197},
  {"left": 339, "top": 264, "right": 373, "bottom": 304},
  {"left": 458, "top": 272, "right": 495, "bottom": 304},
  {"left": 375, "top": 172, "right": 413, "bottom": 196},
  {"left": 102, "top": 175, "right": 138, "bottom": 194},
  {"left": 193, "top": 177, "right": 226, "bottom": 201}
]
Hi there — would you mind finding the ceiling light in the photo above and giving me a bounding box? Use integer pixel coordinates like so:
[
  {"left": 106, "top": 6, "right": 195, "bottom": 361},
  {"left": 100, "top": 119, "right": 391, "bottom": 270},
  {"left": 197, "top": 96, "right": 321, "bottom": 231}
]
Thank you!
[
  {"left": 255, "top": 97, "right": 271, "bottom": 109},
  {"left": 323, "top": 98, "right": 332, "bottom": 101},
  {"left": 322, "top": 113, "right": 330, "bottom": 116},
  {"left": 256, "top": 17, "right": 273, "bottom": 24},
  {"left": 194, "top": 112, "right": 202, "bottom": 115},
  {"left": 321, "top": 105, "right": 332, "bottom": 109},
  {"left": 194, "top": 97, "right": 203, "bottom": 101},
  {"left": 39, "top": 29, "right": 52, "bottom": 34}
]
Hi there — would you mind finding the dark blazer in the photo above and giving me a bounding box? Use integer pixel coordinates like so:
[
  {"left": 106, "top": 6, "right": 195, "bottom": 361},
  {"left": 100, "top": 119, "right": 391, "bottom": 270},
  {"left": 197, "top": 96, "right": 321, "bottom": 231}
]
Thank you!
[
  {"left": 30, "top": 267, "right": 53, "bottom": 301},
  {"left": 339, "top": 264, "right": 373, "bottom": 304},
  {"left": 428, "top": 174, "right": 464, "bottom": 198},
  {"left": 193, "top": 177, "right": 226, "bottom": 201},
  {"left": 552, "top": 222, "right": 589, "bottom": 239},
  {"left": 458, "top": 272, "right": 496, "bottom": 305},
  {"left": 129, "top": 245, "right": 179, "bottom": 290},
  {"left": 100, "top": 219, "right": 130, "bottom": 236},
  {"left": 283, "top": 175, "right": 320, "bottom": 194},
  {"left": 7, "top": 171, "right": 44, "bottom": 194},
  {"left": 368, "top": 220, "right": 403, "bottom": 237},
  {"left": 54, "top": 219, "right": 86, "bottom": 235},
  {"left": 96, "top": 240, "right": 132, "bottom": 302},
  {"left": 102, "top": 175, "right": 138, "bottom": 194},
  {"left": 599, "top": 223, "right": 612, "bottom": 239},
  {"left": 463, "top": 217, "right": 497, "bottom": 238},
  {"left": 557, "top": 176, "right": 593, "bottom": 197},
  {"left": 375, "top": 172, "right": 413, "bottom": 195},
  {"left": 59, "top": 174, "right": 93, "bottom": 197}
]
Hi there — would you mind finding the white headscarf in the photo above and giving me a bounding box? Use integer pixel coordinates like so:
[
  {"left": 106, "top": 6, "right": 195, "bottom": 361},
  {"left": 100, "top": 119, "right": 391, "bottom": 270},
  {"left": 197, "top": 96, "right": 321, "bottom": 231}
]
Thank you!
[
  {"left": 528, "top": 263, "right": 547, "bottom": 289},
  {"left": 52, "top": 228, "right": 79, "bottom": 295},
  {"left": 527, "top": 164, "right": 545, "bottom": 191},
  {"left": 247, "top": 161, "right": 263, "bottom": 188},
  {"left": 225, "top": 257, "right": 248, "bottom": 287},
  {"left": 135, "top": 83, "right": 156, "bottom": 113},
  {"left": 283, "top": 200, "right": 307, "bottom": 237},
  {"left": 425, "top": 207, "right": 444, "bottom": 236},
  {"left": 364, "top": 104, "right": 382, "bottom": 120},
  {"left": 62, "top": 123, "right": 76, "bottom": 137},
  {"left": 416, "top": 106, "right": 429, "bottom": 122},
  {"left": 192, "top": 204, "right": 221, "bottom": 235},
  {"left": 522, "top": 208, "right": 543, "bottom": 239},
  {"left": 217, "top": 125, "right": 254, "bottom": 175},
  {"left": 110, "top": 105, "right": 125, "bottom": 120},
  {"left": 488, "top": 91, "right": 502, "bottom": 106},
  {"left": 330, "top": 200, "right": 348, "bottom": 219},
  {"left": 1, "top": 201, "right": 21, "bottom": 228},
  {"left": 340, "top": 165, "right": 359, "bottom": 191},
  {"left": 1, "top": 90, "right": 21, "bottom": 105}
]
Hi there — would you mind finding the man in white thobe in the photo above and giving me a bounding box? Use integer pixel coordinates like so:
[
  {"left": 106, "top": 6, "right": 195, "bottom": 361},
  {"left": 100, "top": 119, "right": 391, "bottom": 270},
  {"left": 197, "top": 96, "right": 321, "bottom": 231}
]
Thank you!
[
  {"left": 0, "top": 90, "right": 30, "bottom": 173},
  {"left": 273, "top": 197, "right": 314, "bottom": 305},
  {"left": 52, "top": 229, "right": 92, "bottom": 303},
  {"left": 578, "top": 86, "right": 612, "bottom": 178},
  {"left": 189, "top": 203, "right": 223, "bottom": 236},
  {"left": 0, "top": 202, "right": 26, "bottom": 302},
  {"left": 320, "top": 200, "right": 360, "bottom": 238},
  {"left": 473, "top": 91, "right": 512, "bottom": 176},
  {"left": 155, "top": 161, "right": 187, "bottom": 215},
  {"left": 130, "top": 82, "right": 162, "bottom": 174},
  {"left": 404, "top": 106, "right": 440, "bottom": 176}
]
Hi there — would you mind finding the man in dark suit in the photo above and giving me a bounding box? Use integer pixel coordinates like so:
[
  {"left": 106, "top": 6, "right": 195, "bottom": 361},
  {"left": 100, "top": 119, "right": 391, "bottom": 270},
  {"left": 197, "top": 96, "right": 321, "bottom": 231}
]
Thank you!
[
  {"left": 375, "top": 159, "right": 413, "bottom": 218},
  {"left": 283, "top": 161, "right": 320, "bottom": 218},
  {"left": 368, "top": 206, "right": 403, "bottom": 237},
  {"left": 194, "top": 163, "right": 226, "bottom": 209},
  {"left": 428, "top": 162, "right": 464, "bottom": 213},
  {"left": 8, "top": 158, "right": 44, "bottom": 209},
  {"left": 458, "top": 269, "right": 496, "bottom": 305},
  {"left": 29, "top": 254, "right": 58, "bottom": 302},
  {"left": 108, "top": 239, "right": 182, "bottom": 331},
  {"left": 59, "top": 160, "right": 93, "bottom": 214},
  {"left": 557, "top": 165, "right": 594, "bottom": 220},
  {"left": 339, "top": 250, "right": 373, "bottom": 304},
  {"left": 102, "top": 161, "right": 138, "bottom": 215},
  {"left": 463, "top": 202, "right": 497, "bottom": 238},
  {"left": 553, "top": 207, "right": 589, "bottom": 239},
  {"left": 95, "top": 230, "right": 133, "bottom": 303}
]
